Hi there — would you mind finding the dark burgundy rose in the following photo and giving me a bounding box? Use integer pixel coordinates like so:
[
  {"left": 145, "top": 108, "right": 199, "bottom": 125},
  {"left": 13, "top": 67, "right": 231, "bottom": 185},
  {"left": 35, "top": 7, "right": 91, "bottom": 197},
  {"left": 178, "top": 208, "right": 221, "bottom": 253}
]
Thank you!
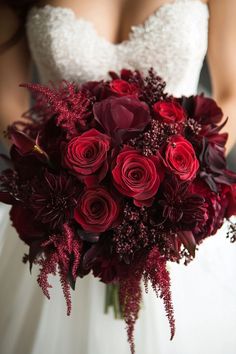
[
  {"left": 10, "top": 204, "right": 45, "bottom": 245},
  {"left": 93, "top": 96, "right": 151, "bottom": 144},
  {"left": 164, "top": 136, "right": 199, "bottom": 181},
  {"left": 110, "top": 79, "right": 139, "bottom": 97},
  {"left": 153, "top": 100, "right": 186, "bottom": 124},
  {"left": 112, "top": 147, "right": 164, "bottom": 207},
  {"left": 64, "top": 129, "right": 111, "bottom": 186},
  {"left": 74, "top": 187, "right": 119, "bottom": 233},
  {"left": 82, "top": 80, "right": 113, "bottom": 100}
]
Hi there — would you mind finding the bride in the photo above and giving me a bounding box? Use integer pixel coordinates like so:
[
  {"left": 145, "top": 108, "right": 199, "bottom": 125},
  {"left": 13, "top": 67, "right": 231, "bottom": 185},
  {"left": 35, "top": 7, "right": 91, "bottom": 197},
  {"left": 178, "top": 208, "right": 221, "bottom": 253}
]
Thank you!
[{"left": 0, "top": 1, "right": 236, "bottom": 353}]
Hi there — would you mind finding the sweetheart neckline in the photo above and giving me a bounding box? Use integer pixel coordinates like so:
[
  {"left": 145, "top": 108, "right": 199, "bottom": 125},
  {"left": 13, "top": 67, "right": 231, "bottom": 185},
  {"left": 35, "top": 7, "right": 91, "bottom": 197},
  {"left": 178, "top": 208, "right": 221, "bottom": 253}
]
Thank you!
[{"left": 29, "top": 0, "right": 208, "bottom": 47}]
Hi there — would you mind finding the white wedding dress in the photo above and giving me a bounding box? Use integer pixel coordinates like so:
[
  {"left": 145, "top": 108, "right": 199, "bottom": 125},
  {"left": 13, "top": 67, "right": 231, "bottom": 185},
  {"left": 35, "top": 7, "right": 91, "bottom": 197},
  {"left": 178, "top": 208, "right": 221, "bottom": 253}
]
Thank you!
[{"left": 1, "top": 1, "right": 236, "bottom": 353}]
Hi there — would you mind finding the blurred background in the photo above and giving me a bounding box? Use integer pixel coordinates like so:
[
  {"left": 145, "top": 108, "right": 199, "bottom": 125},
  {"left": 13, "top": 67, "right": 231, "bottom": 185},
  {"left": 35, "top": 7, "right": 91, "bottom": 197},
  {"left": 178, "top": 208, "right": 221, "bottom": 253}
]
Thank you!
[{"left": 0, "top": 60, "right": 235, "bottom": 170}]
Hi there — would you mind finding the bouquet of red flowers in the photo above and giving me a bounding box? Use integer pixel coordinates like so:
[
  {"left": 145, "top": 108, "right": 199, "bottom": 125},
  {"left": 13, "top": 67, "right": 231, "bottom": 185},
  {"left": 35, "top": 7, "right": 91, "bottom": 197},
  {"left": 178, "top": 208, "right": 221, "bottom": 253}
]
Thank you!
[{"left": 1, "top": 69, "right": 236, "bottom": 354}]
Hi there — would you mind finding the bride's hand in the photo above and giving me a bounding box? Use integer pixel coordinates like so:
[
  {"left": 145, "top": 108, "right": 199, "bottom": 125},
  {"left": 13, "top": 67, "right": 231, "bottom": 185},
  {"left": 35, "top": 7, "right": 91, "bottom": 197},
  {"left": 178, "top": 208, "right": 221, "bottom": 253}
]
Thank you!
[
  {"left": 0, "top": 4, "right": 32, "bottom": 151},
  {"left": 207, "top": 0, "right": 236, "bottom": 154}
]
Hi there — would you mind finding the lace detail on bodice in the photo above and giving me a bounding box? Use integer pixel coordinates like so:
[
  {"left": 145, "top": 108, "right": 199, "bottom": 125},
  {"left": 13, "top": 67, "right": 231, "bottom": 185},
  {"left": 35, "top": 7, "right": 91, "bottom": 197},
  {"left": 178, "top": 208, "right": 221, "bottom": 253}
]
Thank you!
[{"left": 26, "top": 0, "right": 209, "bottom": 96}]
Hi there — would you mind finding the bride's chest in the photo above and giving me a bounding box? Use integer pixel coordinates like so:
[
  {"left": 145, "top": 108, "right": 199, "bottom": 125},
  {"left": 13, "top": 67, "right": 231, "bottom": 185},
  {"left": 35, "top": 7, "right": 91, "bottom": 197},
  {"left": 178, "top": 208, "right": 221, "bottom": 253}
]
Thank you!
[{"left": 26, "top": 1, "right": 209, "bottom": 96}]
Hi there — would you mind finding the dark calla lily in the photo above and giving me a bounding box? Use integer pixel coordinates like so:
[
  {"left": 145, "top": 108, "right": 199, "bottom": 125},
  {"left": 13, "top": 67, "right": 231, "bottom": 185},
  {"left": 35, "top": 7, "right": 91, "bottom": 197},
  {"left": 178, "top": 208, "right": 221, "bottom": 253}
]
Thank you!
[
  {"left": 199, "top": 137, "right": 236, "bottom": 192},
  {"left": 10, "top": 130, "right": 36, "bottom": 154},
  {"left": 10, "top": 130, "right": 49, "bottom": 162},
  {"left": 178, "top": 230, "right": 196, "bottom": 257},
  {"left": 181, "top": 94, "right": 223, "bottom": 126}
]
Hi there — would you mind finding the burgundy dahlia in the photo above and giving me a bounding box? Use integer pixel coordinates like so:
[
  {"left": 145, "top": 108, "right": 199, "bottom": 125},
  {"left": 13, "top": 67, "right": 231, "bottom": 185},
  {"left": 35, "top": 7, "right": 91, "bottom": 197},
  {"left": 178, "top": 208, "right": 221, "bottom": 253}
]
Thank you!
[
  {"left": 31, "top": 170, "right": 79, "bottom": 229},
  {"left": 159, "top": 178, "right": 207, "bottom": 231}
]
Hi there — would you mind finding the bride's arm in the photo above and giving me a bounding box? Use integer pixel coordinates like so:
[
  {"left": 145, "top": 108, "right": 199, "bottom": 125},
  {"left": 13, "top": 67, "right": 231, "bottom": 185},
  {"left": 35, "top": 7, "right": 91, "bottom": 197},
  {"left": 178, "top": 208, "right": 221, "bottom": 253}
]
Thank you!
[
  {"left": 207, "top": 0, "right": 236, "bottom": 154},
  {"left": 0, "top": 4, "right": 32, "bottom": 149}
]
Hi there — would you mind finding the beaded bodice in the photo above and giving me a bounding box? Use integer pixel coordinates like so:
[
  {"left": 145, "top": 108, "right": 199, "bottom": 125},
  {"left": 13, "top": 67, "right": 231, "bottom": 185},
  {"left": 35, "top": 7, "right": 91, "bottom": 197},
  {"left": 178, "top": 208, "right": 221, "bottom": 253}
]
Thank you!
[{"left": 26, "top": 0, "right": 209, "bottom": 96}]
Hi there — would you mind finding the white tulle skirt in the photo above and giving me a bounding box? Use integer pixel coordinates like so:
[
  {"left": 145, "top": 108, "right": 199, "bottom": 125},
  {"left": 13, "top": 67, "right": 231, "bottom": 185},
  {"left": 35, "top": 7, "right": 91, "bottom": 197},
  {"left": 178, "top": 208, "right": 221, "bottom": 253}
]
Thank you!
[{"left": 1, "top": 203, "right": 236, "bottom": 354}]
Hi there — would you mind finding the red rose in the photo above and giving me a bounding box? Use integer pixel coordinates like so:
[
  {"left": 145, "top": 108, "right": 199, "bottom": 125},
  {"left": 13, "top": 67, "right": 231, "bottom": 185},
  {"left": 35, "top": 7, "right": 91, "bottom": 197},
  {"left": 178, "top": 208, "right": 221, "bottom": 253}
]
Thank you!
[
  {"left": 74, "top": 187, "right": 119, "bottom": 233},
  {"left": 110, "top": 79, "right": 139, "bottom": 96},
  {"left": 165, "top": 136, "right": 199, "bottom": 181},
  {"left": 93, "top": 96, "right": 150, "bottom": 144},
  {"left": 112, "top": 147, "right": 164, "bottom": 207},
  {"left": 64, "top": 129, "right": 110, "bottom": 186},
  {"left": 153, "top": 101, "right": 186, "bottom": 124}
]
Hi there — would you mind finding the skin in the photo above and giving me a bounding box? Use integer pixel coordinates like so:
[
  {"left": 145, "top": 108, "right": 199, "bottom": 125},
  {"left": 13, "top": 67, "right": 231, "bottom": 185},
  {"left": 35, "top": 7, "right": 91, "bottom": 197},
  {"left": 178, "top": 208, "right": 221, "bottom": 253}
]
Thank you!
[{"left": 0, "top": 0, "right": 235, "bottom": 152}]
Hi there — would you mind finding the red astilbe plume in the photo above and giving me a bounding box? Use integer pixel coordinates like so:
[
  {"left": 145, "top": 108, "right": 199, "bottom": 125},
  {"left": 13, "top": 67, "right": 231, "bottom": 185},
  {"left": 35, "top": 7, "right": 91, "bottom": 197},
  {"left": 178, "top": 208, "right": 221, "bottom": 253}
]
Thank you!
[
  {"left": 20, "top": 81, "right": 94, "bottom": 139},
  {"left": 36, "top": 223, "right": 82, "bottom": 315},
  {"left": 143, "top": 246, "right": 175, "bottom": 340},
  {"left": 119, "top": 270, "right": 142, "bottom": 354}
]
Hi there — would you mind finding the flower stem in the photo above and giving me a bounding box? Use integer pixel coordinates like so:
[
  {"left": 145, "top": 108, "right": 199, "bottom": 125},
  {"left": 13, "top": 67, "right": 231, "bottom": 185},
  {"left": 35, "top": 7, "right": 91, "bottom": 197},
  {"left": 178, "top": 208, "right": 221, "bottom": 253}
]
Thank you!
[{"left": 104, "top": 283, "right": 123, "bottom": 319}]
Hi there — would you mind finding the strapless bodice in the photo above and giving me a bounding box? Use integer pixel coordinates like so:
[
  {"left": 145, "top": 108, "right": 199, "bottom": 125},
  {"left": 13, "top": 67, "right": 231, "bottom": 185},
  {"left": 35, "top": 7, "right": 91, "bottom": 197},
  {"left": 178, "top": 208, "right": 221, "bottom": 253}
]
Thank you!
[{"left": 26, "top": 0, "right": 209, "bottom": 96}]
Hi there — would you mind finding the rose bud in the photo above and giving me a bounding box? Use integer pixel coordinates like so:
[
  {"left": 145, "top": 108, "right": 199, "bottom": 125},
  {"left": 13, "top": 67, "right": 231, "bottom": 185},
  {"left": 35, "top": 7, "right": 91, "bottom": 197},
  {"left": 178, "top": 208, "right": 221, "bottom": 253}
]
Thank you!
[
  {"left": 74, "top": 187, "right": 119, "bottom": 233},
  {"left": 164, "top": 136, "right": 199, "bottom": 181},
  {"left": 153, "top": 100, "right": 186, "bottom": 124},
  {"left": 93, "top": 96, "right": 150, "bottom": 144},
  {"left": 63, "top": 129, "right": 110, "bottom": 187},
  {"left": 110, "top": 79, "right": 139, "bottom": 97},
  {"left": 112, "top": 147, "right": 164, "bottom": 207}
]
